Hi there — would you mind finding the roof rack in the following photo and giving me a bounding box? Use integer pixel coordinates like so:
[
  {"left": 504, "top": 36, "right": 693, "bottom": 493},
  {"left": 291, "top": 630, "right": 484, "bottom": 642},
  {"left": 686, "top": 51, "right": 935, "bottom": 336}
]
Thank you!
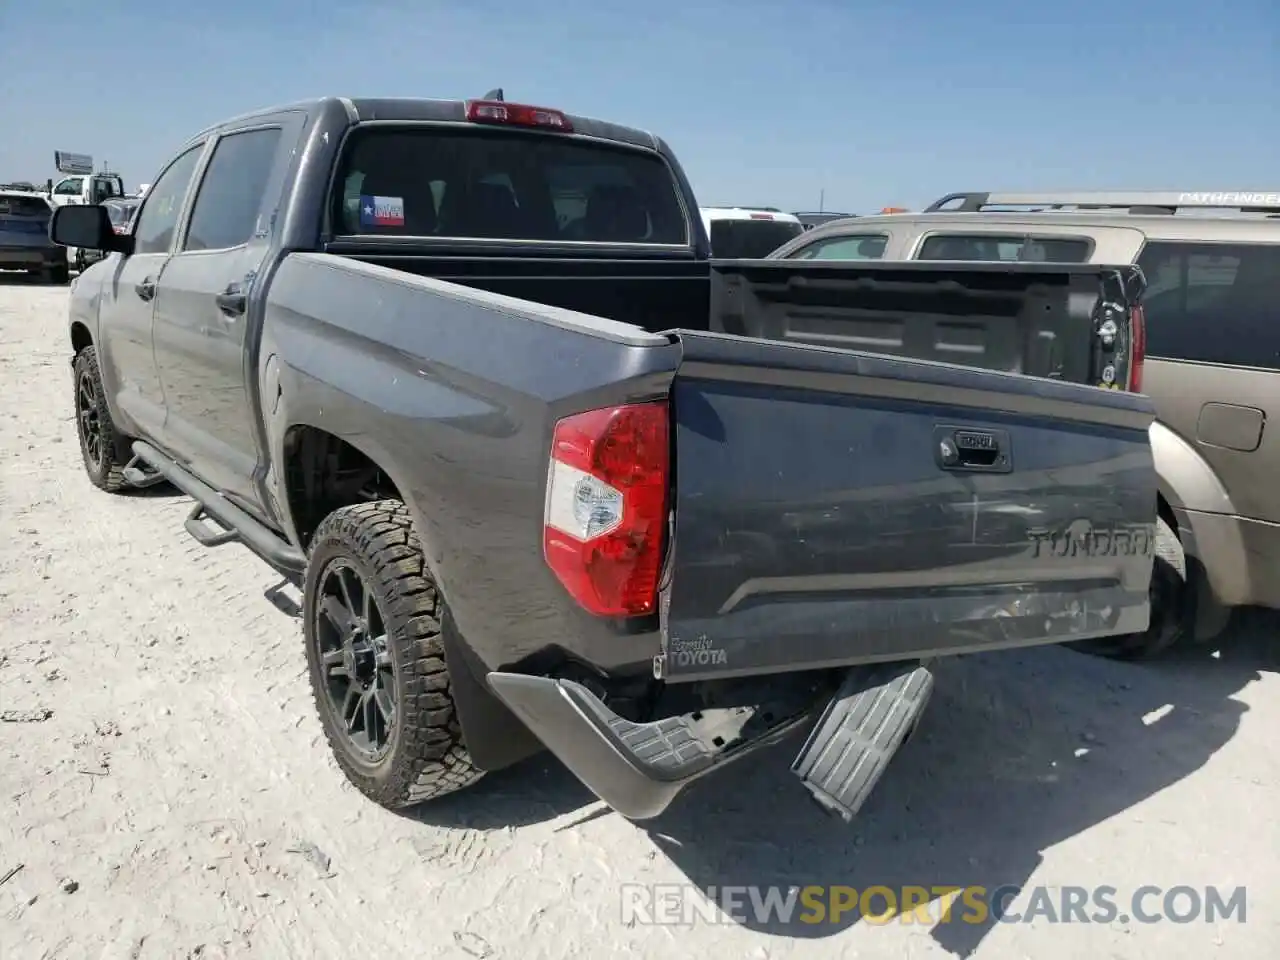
[{"left": 925, "top": 191, "right": 1280, "bottom": 216}]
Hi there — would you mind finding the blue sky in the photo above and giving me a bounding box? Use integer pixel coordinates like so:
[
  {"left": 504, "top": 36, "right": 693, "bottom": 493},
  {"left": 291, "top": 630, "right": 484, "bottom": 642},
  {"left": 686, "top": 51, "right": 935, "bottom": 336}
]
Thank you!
[{"left": 1, "top": 0, "right": 1275, "bottom": 213}]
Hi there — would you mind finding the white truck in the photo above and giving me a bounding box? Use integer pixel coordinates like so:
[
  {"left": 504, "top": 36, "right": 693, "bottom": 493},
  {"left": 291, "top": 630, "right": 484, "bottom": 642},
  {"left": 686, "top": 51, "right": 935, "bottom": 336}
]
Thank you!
[
  {"left": 47, "top": 151, "right": 126, "bottom": 271},
  {"left": 699, "top": 206, "right": 805, "bottom": 257}
]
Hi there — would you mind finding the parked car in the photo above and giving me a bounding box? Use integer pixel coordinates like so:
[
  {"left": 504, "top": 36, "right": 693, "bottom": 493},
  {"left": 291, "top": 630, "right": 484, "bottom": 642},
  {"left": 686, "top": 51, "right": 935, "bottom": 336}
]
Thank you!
[
  {"left": 767, "top": 189, "right": 1280, "bottom": 659},
  {"left": 0, "top": 190, "right": 69, "bottom": 283},
  {"left": 77, "top": 197, "right": 142, "bottom": 270},
  {"left": 701, "top": 206, "right": 805, "bottom": 257},
  {"left": 50, "top": 98, "right": 1157, "bottom": 824}
]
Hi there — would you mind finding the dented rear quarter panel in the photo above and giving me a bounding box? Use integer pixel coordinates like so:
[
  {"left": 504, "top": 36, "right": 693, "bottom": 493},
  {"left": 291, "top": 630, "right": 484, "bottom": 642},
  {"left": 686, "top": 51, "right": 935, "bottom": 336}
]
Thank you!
[{"left": 259, "top": 252, "right": 682, "bottom": 678}]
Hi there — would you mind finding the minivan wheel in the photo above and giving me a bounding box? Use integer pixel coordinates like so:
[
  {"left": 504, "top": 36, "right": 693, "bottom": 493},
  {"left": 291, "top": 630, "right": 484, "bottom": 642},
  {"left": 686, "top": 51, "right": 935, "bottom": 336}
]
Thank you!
[
  {"left": 1068, "top": 517, "right": 1187, "bottom": 660},
  {"left": 302, "top": 500, "right": 484, "bottom": 809}
]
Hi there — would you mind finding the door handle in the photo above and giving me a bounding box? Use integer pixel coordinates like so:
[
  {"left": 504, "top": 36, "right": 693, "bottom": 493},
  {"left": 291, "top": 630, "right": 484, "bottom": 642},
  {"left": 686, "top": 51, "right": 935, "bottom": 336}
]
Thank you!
[
  {"left": 935, "top": 426, "right": 1012, "bottom": 474},
  {"left": 134, "top": 278, "right": 156, "bottom": 301},
  {"left": 215, "top": 288, "right": 247, "bottom": 318}
]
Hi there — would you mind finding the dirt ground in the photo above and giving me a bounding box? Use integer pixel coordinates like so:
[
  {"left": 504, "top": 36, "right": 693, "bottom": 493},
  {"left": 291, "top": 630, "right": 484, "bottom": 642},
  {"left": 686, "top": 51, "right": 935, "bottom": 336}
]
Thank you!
[{"left": 1, "top": 276, "right": 1277, "bottom": 960}]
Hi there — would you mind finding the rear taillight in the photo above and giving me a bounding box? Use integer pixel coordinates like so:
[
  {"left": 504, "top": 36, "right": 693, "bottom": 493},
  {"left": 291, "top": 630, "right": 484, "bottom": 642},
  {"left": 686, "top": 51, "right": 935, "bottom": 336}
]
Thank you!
[
  {"left": 749, "top": 213, "right": 774, "bottom": 220},
  {"left": 543, "top": 402, "right": 670, "bottom": 617},
  {"left": 465, "top": 99, "right": 574, "bottom": 133},
  {"left": 1129, "top": 303, "right": 1146, "bottom": 392}
]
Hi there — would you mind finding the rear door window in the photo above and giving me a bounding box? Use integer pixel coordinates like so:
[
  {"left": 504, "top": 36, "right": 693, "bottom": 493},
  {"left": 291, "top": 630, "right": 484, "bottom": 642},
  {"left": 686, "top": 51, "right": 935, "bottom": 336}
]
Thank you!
[
  {"left": 332, "top": 127, "right": 689, "bottom": 245},
  {"left": 916, "top": 234, "right": 1092, "bottom": 262},
  {"left": 182, "top": 127, "right": 283, "bottom": 252},
  {"left": 789, "top": 234, "right": 889, "bottom": 260},
  {"left": 1136, "top": 241, "right": 1280, "bottom": 368}
]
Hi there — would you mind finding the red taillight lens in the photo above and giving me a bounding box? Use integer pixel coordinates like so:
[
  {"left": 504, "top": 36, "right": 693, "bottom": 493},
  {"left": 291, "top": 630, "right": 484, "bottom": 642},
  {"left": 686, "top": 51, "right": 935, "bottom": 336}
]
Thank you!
[
  {"left": 543, "top": 402, "right": 670, "bottom": 617},
  {"left": 1129, "top": 303, "right": 1146, "bottom": 392},
  {"left": 465, "top": 99, "right": 574, "bottom": 133}
]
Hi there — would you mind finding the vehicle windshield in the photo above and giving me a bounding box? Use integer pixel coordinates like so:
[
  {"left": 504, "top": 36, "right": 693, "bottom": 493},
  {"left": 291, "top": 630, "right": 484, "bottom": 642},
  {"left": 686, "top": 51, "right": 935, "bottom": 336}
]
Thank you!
[
  {"left": 332, "top": 126, "right": 689, "bottom": 245},
  {"left": 708, "top": 219, "right": 805, "bottom": 258}
]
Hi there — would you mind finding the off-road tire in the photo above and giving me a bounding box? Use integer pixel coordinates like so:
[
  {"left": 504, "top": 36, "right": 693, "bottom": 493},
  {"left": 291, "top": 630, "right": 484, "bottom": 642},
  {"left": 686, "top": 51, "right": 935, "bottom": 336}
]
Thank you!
[
  {"left": 303, "top": 500, "right": 484, "bottom": 808},
  {"left": 1068, "top": 517, "right": 1188, "bottom": 660},
  {"left": 72, "top": 346, "right": 129, "bottom": 492}
]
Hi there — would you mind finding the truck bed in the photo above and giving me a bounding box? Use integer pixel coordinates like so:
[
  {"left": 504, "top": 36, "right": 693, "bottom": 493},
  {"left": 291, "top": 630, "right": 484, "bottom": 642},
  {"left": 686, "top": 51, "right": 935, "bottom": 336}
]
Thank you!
[
  {"left": 263, "top": 253, "right": 1157, "bottom": 685},
  {"left": 709, "top": 259, "right": 1143, "bottom": 390}
]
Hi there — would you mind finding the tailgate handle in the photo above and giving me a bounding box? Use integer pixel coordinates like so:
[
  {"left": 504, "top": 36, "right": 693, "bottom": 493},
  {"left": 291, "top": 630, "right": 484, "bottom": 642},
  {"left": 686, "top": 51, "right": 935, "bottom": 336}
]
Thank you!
[{"left": 935, "top": 426, "right": 1012, "bottom": 473}]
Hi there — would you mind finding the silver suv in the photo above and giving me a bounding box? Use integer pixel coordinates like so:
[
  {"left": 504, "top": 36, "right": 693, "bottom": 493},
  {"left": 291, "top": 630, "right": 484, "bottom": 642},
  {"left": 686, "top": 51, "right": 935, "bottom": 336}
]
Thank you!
[{"left": 768, "top": 191, "right": 1280, "bottom": 660}]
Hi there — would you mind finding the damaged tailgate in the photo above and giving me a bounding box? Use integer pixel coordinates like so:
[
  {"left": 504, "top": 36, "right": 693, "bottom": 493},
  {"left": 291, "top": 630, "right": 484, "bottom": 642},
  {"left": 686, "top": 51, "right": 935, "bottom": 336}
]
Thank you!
[{"left": 656, "top": 330, "right": 1157, "bottom": 682}]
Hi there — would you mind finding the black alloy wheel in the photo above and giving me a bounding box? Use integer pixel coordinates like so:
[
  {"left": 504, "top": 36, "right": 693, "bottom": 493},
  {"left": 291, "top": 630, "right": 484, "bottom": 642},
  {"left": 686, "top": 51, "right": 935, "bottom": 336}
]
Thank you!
[{"left": 312, "top": 558, "right": 399, "bottom": 763}]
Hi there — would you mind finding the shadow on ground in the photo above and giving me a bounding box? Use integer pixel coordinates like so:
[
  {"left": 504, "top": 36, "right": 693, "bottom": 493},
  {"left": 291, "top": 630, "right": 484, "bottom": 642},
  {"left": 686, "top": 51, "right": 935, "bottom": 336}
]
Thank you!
[
  {"left": 640, "top": 618, "right": 1274, "bottom": 954},
  {"left": 404, "top": 612, "right": 1272, "bottom": 952},
  {"left": 0, "top": 270, "right": 68, "bottom": 287}
]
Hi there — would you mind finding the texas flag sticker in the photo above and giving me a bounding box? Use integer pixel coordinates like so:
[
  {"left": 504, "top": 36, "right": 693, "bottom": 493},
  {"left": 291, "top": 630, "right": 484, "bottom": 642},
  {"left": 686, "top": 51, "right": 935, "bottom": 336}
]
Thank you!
[{"left": 359, "top": 194, "right": 405, "bottom": 228}]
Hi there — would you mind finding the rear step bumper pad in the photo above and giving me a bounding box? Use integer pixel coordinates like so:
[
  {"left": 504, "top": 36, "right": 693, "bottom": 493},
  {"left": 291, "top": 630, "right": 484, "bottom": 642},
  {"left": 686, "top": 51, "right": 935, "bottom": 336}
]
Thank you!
[
  {"left": 791, "top": 661, "right": 935, "bottom": 822},
  {"left": 485, "top": 672, "right": 816, "bottom": 820}
]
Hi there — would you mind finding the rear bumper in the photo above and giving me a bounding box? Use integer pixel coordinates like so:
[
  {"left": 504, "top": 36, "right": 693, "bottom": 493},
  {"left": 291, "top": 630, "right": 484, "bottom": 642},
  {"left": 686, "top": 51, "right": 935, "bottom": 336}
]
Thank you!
[
  {"left": 0, "top": 245, "right": 64, "bottom": 269},
  {"left": 486, "top": 671, "right": 822, "bottom": 819},
  {"left": 655, "top": 582, "right": 1150, "bottom": 683}
]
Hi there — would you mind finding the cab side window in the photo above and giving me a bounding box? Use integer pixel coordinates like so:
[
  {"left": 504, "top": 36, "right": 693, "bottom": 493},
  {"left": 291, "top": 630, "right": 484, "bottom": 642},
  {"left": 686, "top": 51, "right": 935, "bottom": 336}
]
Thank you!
[
  {"left": 53, "top": 178, "right": 83, "bottom": 196},
  {"left": 131, "top": 146, "right": 204, "bottom": 255},
  {"left": 182, "top": 128, "right": 283, "bottom": 252}
]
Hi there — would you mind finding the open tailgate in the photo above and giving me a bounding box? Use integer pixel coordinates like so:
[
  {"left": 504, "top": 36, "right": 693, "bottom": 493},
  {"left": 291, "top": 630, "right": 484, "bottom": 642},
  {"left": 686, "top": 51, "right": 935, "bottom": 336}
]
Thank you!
[
  {"left": 710, "top": 260, "right": 1145, "bottom": 390},
  {"left": 656, "top": 330, "right": 1157, "bottom": 683}
]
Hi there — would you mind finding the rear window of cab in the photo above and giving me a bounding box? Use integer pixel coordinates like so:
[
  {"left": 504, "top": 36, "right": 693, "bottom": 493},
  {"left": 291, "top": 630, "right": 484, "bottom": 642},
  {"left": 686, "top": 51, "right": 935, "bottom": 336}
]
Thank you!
[{"left": 331, "top": 126, "right": 690, "bottom": 245}]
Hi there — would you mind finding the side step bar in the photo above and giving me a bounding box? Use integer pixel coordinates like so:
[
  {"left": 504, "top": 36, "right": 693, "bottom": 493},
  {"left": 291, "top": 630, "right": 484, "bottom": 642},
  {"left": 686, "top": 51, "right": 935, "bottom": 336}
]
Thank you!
[
  {"left": 791, "top": 661, "right": 935, "bottom": 822},
  {"left": 121, "top": 455, "right": 167, "bottom": 489},
  {"left": 130, "top": 440, "right": 306, "bottom": 575}
]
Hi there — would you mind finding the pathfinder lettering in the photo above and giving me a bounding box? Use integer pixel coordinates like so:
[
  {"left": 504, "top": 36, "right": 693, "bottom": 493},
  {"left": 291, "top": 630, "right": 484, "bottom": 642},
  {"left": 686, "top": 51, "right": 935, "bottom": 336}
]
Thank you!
[{"left": 1028, "top": 525, "right": 1153, "bottom": 559}]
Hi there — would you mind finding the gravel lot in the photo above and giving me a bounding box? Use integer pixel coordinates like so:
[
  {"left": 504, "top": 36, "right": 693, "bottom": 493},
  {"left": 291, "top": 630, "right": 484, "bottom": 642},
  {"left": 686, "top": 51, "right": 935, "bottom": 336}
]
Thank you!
[{"left": 2, "top": 276, "right": 1277, "bottom": 960}]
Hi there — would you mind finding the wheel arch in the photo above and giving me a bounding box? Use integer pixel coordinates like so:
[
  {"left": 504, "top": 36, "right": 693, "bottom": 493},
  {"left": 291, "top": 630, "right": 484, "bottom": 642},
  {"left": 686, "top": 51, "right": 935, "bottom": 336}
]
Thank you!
[
  {"left": 1149, "top": 419, "right": 1246, "bottom": 639},
  {"left": 278, "top": 421, "right": 543, "bottom": 773}
]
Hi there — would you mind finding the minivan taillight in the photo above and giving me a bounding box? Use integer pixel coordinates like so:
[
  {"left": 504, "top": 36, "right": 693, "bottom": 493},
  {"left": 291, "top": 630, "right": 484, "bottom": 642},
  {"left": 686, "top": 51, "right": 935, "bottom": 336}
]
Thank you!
[
  {"left": 543, "top": 402, "right": 669, "bottom": 617},
  {"left": 1129, "top": 303, "right": 1146, "bottom": 392}
]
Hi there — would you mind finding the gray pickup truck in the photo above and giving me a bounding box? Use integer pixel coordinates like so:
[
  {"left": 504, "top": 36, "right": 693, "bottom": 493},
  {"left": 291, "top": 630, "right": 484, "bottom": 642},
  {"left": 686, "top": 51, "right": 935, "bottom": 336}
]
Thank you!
[{"left": 52, "top": 95, "right": 1157, "bottom": 823}]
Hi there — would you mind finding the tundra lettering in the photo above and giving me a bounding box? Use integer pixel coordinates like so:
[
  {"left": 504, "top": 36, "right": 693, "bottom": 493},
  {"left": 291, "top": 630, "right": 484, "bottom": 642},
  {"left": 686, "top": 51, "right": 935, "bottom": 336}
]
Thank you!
[{"left": 1028, "top": 524, "right": 1154, "bottom": 559}]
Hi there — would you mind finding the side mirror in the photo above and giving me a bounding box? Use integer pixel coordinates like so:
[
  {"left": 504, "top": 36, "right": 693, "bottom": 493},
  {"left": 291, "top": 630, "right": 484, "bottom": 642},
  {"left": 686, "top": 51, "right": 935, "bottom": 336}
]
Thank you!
[{"left": 49, "top": 204, "right": 133, "bottom": 254}]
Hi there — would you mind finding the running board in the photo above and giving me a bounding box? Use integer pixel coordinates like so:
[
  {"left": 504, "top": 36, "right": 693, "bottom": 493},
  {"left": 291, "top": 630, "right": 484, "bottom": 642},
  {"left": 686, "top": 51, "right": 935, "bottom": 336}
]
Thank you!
[
  {"left": 791, "top": 661, "right": 935, "bottom": 823},
  {"left": 130, "top": 441, "right": 306, "bottom": 575}
]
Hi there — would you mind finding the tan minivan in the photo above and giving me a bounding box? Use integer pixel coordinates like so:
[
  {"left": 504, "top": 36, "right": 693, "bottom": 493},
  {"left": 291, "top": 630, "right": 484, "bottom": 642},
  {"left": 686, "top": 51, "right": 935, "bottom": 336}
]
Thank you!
[{"left": 768, "top": 191, "right": 1280, "bottom": 659}]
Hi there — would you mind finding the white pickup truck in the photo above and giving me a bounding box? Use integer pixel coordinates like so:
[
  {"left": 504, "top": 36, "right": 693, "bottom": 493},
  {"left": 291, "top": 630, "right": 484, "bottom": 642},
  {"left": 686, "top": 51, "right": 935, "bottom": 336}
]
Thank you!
[{"left": 47, "top": 172, "right": 126, "bottom": 271}]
